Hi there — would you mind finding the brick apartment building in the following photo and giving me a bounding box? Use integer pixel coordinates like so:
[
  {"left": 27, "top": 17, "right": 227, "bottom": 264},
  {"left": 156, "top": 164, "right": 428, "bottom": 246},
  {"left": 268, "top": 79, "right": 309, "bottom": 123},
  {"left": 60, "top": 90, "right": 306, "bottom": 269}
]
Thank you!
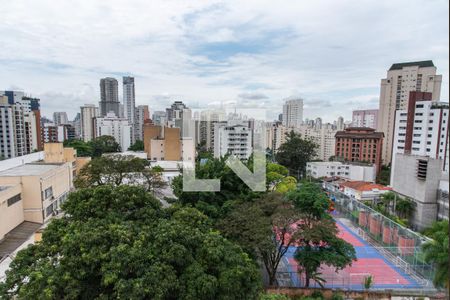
[{"left": 335, "top": 127, "right": 384, "bottom": 173}]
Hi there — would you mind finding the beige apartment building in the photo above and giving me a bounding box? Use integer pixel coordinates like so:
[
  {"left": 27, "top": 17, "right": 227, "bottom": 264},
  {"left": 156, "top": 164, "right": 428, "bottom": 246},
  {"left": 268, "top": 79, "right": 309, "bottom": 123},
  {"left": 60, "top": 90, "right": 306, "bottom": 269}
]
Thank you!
[
  {"left": 143, "top": 124, "right": 195, "bottom": 161},
  {"left": 0, "top": 143, "right": 89, "bottom": 241},
  {"left": 377, "top": 61, "right": 442, "bottom": 165}
]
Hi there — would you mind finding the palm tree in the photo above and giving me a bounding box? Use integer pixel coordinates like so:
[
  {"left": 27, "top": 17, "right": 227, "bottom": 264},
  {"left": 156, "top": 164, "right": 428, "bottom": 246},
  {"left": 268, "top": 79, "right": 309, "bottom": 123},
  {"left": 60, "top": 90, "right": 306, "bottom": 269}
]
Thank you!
[
  {"left": 380, "top": 192, "right": 396, "bottom": 214},
  {"left": 422, "top": 221, "right": 449, "bottom": 289},
  {"left": 395, "top": 198, "right": 414, "bottom": 219}
]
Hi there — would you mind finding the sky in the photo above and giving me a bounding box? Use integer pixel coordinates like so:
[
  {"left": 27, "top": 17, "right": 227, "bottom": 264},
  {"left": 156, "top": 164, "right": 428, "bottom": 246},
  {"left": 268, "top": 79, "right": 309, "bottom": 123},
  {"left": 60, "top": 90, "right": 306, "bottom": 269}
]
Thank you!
[{"left": 0, "top": 0, "right": 448, "bottom": 122}]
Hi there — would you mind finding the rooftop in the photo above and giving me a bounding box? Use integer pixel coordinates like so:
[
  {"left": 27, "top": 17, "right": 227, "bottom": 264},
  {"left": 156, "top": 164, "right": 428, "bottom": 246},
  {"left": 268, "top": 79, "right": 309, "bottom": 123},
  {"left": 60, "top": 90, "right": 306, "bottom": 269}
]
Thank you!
[
  {"left": 340, "top": 181, "right": 392, "bottom": 192},
  {"left": 389, "top": 60, "right": 435, "bottom": 71},
  {"left": 0, "top": 163, "right": 64, "bottom": 177}
]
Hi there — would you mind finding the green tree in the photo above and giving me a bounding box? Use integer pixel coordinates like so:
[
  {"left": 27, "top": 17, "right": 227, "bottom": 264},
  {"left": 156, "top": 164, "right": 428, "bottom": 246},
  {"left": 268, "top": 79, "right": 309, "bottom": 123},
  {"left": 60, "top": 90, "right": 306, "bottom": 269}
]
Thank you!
[
  {"left": 395, "top": 198, "right": 414, "bottom": 219},
  {"left": 275, "top": 131, "right": 317, "bottom": 179},
  {"left": 128, "top": 139, "right": 144, "bottom": 151},
  {"left": 376, "top": 165, "right": 390, "bottom": 186},
  {"left": 218, "top": 193, "right": 301, "bottom": 286},
  {"left": 422, "top": 220, "right": 449, "bottom": 289},
  {"left": 266, "top": 163, "right": 297, "bottom": 194},
  {"left": 90, "top": 135, "right": 120, "bottom": 157},
  {"left": 0, "top": 186, "right": 261, "bottom": 299},
  {"left": 64, "top": 139, "right": 93, "bottom": 157},
  {"left": 172, "top": 156, "right": 262, "bottom": 220},
  {"left": 75, "top": 155, "right": 166, "bottom": 194},
  {"left": 287, "top": 183, "right": 356, "bottom": 287}
]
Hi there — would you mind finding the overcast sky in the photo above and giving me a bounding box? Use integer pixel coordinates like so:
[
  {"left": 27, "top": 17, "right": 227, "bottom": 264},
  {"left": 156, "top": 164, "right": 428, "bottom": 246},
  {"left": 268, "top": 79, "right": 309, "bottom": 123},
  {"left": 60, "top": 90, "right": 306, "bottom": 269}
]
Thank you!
[{"left": 0, "top": 0, "right": 448, "bottom": 121}]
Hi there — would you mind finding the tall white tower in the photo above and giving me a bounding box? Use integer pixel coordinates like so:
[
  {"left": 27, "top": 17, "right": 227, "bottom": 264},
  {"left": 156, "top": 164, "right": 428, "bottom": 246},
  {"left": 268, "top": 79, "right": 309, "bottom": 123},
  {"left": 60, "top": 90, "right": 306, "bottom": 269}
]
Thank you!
[{"left": 282, "top": 98, "right": 303, "bottom": 128}]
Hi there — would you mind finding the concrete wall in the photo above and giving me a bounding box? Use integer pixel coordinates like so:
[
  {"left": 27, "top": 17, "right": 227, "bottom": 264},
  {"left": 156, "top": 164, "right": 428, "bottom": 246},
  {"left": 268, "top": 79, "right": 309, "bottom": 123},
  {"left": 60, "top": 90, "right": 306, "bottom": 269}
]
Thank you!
[
  {"left": 0, "top": 184, "right": 24, "bottom": 241},
  {"left": 391, "top": 153, "right": 442, "bottom": 230}
]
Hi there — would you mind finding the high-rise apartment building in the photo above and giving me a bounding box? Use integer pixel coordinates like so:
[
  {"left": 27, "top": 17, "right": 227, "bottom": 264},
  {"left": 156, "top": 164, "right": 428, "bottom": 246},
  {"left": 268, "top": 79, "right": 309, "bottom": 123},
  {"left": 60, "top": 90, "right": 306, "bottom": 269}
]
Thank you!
[
  {"left": 53, "top": 112, "right": 68, "bottom": 125},
  {"left": 377, "top": 61, "right": 442, "bottom": 164},
  {"left": 335, "top": 127, "right": 384, "bottom": 173},
  {"left": 0, "top": 92, "right": 42, "bottom": 159},
  {"left": 152, "top": 111, "right": 167, "bottom": 126},
  {"left": 352, "top": 109, "right": 379, "bottom": 129},
  {"left": 135, "top": 105, "right": 150, "bottom": 141},
  {"left": 213, "top": 122, "right": 253, "bottom": 160},
  {"left": 265, "top": 121, "right": 288, "bottom": 152},
  {"left": 295, "top": 124, "right": 337, "bottom": 161},
  {"left": 94, "top": 112, "right": 132, "bottom": 151},
  {"left": 282, "top": 98, "right": 303, "bottom": 128},
  {"left": 80, "top": 104, "right": 99, "bottom": 142},
  {"left": 99, "top": 77, "right": 120, "bottom": 117},
  {"left": 166, "top": 101, "right": 187, "bottom": 121},
  {"left": 42, "top": 124, "right": 76, "bottom": 143},
  {"left": 391, "top": 92, "right": 449, "bottom": 174},
  {"left": 123, "top": 76, "right": 136, "bottom": 142}
]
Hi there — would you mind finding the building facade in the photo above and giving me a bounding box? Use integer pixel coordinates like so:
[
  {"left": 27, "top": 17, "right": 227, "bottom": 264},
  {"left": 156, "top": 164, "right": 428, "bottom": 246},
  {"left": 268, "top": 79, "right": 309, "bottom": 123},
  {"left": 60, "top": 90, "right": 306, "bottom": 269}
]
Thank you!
[
  {"left": 123, "top": 76, "right": 136, "bottom": 142},
  {"left": 295, "top": 124, "right": 337, "bottom": 161},
  {"left": 377, "top": 61, "right": 442, "bottom": 164},
  {"left": 392, "top": 92, "right": 449, "bottom": 175},
  {"left": 265, "top": 121, "right": 288, "bottom": 152},
  {"left": 135, "top": 105, "right": 150, "bottom": 141},
  {"left": 307, "top": 161, "right": 376, "bottom": 182},
  {"left": 0, "top": 93, "right": 42, "bottom": 159},
  {"left": 335, "top": 127, "right": 384, "bottom": 173},
  {"left": 282, "top": 98, "right": 303, "bottom": 128},
  {"left": 53, "top": 112, "right": 68, "bottom": 125},
  {"left": 80, "top": 104, "right": 99, "bottom": 142},
  {"left": 94, "top": 112, "right": 132, "bottom": 151},
  {"left": 352, "top": 109, "right": 379, "bottom": 129},
  {"left": 143, "top": 124, "right": 194, "bottom": 161},
  {"left": 391, "top": 153, "right": 444, "bottom": 230},
  {"left": 99, "top": 77, "right": 120, "bottom": 117},
  {"left": 213, "top": 123, "right": 253, "bottom": 160}
]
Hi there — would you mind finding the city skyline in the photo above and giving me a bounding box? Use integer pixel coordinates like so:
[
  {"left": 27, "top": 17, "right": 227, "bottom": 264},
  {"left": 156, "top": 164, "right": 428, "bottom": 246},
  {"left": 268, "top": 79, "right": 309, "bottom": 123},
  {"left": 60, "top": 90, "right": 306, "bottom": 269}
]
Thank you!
[{"left": 0, "top": 0, "right": 448, "bottom": 121}]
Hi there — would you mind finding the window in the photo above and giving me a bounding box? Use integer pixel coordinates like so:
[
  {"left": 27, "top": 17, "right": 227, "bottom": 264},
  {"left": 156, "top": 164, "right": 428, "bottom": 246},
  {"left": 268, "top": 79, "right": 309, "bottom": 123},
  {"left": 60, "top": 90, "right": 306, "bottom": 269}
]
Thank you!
[
  {"left": 7, "top": 194, "right": 21, "bottom": 206},
  {"left": 44, "top": 187, "right": 53, "bottom": 199},
  {"left": 416, "top": 104, "right": 424, "bottom": 108}
]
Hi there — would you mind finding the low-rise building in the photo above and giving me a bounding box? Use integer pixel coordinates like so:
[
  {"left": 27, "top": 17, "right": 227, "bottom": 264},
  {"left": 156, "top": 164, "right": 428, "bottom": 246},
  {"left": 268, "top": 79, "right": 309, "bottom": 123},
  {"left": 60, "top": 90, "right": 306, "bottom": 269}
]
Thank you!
[
  {"left": 0, "top": 143, "right": 89, "bottom": 241},
  {"left": 143, "top": 124, "right": 194, "bottom": 162},
  {"left": 339, "top": 181, "right": 392, "bottom": 202},
  {"left": 306, "top": 161, "right": 376, "bottom": 182}
]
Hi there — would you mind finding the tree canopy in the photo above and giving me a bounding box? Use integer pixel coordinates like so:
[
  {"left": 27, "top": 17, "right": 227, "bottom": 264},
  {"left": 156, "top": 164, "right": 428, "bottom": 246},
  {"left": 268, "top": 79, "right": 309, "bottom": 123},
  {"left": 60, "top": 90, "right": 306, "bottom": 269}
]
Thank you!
[
  {"left": 128, "top": 140, "right": 144, "bottom": 151},
  {"left": 275, "top": 131, "right": 318, "bottom": 179},
  {"left": 0, "top": 185, "right": 261, "bottom": 299},
  {"left": 422, "top": 220, "right": 449, "bottom": 289},
  {"left": 287, "top": 183, "right": 356, "bottom": 287},
  {"left": 64, "top": 136, "right": 121, "bottom": 158},
  {"left": 75, "top": 155, "right": 166, "bottom": 195},
  {"left": 218, "top": 192, "right": 301, "bottom": 286}
]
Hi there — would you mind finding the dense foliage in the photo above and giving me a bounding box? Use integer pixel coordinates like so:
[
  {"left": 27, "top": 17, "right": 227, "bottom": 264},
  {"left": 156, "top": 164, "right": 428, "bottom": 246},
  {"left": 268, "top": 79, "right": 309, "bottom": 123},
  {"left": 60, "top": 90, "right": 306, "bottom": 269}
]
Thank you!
[
  {"left": 75, "top": 155, "right": 166, "bottom": 195},
  {"left": 128, "top": 140, "right": 144, "bottom": 151},
  {"left": 0, "top": 186, "right": 261, "bottom": 299},
  {"left": 422, "top": 220, "right": 449, "bottom": 288},
  {"left": 218, "top": 192, "right": 301, "bottom": 285},
  {"left": 275, "top": 131, "right": 318, "bottom": 179},
  {"left": 376, "top": 165, "right": 390, "bottom": 186},
  {"left": 287, "top": 183, "right": 357, "bottom": 287},
  {"left": 64, "top": 136, "right": 120, "bottom": 157}
]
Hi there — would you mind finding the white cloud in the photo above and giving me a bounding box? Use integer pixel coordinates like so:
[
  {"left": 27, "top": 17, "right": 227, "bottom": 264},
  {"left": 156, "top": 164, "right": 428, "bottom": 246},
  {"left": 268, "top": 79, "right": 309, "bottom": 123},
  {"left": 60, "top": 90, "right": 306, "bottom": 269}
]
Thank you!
[{"left": 0, "top": 0, "right": 448, "bottom": 121}]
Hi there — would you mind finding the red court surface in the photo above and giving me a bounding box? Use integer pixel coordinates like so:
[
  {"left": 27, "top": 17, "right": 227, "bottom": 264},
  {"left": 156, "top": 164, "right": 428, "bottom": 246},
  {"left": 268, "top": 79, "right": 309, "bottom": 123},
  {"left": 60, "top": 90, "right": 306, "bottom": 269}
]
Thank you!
[
  {"left": 283, "top": 219, "right": 419, "bottom": 289},
  {"left": 336, "top": 223, "right": 364, "bottom": 247}
]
